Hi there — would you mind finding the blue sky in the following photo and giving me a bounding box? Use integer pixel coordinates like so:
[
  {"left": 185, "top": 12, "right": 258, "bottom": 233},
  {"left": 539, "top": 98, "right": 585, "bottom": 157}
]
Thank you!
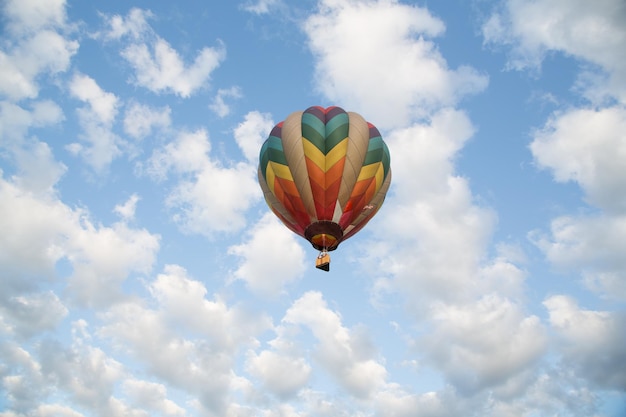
[{"left": 1, "top": 0, "right": 625, "bottom": 416}]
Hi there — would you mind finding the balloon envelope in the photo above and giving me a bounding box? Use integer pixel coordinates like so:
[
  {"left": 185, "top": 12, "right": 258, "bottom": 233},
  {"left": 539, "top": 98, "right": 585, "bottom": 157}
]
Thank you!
[{"left": 258, "top": 106, "right": 391, "bottom": 252}]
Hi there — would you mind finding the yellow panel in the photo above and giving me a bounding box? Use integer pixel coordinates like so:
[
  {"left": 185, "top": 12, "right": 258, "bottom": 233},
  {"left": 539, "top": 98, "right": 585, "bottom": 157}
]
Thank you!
[
  {"left": 269, "top": 161, "right": 293, "bottom": 180},
  {"left": 265, "top": 164, "right": 276, "bottom": 194},
  {"left": 302, "top": 139, "right": 325, "bottom": 170},
  {"left": 326, "top": 138, "right": 348, "bottom": 168},
  {"left": 357, "top": 162, "right": 381, "bottom": 181},
  {"left": 374, "top": 163, "right": 384, "bottom": 191}
]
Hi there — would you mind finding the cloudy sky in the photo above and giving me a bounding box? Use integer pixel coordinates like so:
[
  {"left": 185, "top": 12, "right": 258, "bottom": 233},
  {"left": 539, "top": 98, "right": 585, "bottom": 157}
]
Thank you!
[{"left": 1, "top": 0, "right": 625, "bottom": 416}]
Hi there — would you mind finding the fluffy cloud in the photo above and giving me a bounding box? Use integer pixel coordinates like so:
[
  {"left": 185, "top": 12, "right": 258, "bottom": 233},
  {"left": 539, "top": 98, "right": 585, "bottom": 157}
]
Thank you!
[
  {"left": 123, "top": 379, "right": 186, "bottom": 417},
  {"left": 101, "top": 7, "right": 152, "bottom": 41},
  {"left": 66, "top": 73, "right": 125, "bottom": 172},
  {"left": 65, "top": 222, "right": 160, "bottom": 308},
  {"left": 544, "top": 295, "right": 626, "bottom": 390},
  {"left": 146, "top": 127, "right": 261, "bottom": 236},
  {"left": 113, "top": 193, "right": 140, "bottom": 221},
  {"left": 123, "top": 102, "right": 171, "bottom": 140},
  {"left": 531, "top": 106, "right": 626, "bottom": 213},
  {"left": 0, "top": 178, "right": 75, "bottom": 286},
  {"left": 100, "top": 264, "right": 271, "bottom": 415},
  {"left": 0, "top": 176, "right": 160, "bottom": 308},
  {"left": 302, "top": 0, "right": 510, "bottom": 315},
  {"left": 529, "top": 106, "right": 626, "bottom": 299},
  {"left": 210, "top": 86, "right": 243, "bottom": 118},
  {"left": 0, "top": 0, "right": 77, "bottom": 100},
  {"left": 1, "top": 319, "right": 154, "bottom": 417},
  {"left": 424, "top": 294, "right": 546, "bottom": 395},
  {"left": 372, "top": 387, "right": 457, "bottom": 417},
  {"left": 284, "top": 291, "right": 387, "bottom": 398},
  {"left": 531, "top": 214, "right": 626, "bottom": 299},
  {"left": 241, "top": 0, "right": 281, "bottom": 15},
  {"left": 233, "top": 110, "right": 274, "bottom": 163},
  {"left": 0, "top": 100, "right": 67, "bottom": 194},
  {"left": 121, "top": 39, "right": 226, "bottom": 97},
  {"left": 2, "top": 0, "right": 68, "bottom": 35},
  {"left": 149, "top": 264, "right": 272, "bottom": 349},
  {"left": 482, "top": 0, "right": 626, "bottom": 102},
  {"left": 365, "top": 109, "right": 501, "bottom": 311},
  {"left": 101, "top": 8, "right": 226, "bottom": 97},
  {"left": 229, "top": 213, "right": 306, "bottom": 297},
  {"left": 0, "top": 291, "right": 68, "bottom": 339},
  {"left": 1, "top": 342, "right": 50, "bottom": 412},
  {"left": 305, "top": 0, "right": 487, "bottom": 129},
  {"left": 69, "top": 73, "right": 119, "bottom": 124},
  {"left": 246, "top": 350, "right": 311, "bottom": 398}
]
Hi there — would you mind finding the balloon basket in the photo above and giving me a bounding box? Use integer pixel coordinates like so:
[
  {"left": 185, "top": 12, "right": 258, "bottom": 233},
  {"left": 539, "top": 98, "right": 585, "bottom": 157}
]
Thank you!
[{"left": 315, "top": 251, "right": 330, "bottom": 271}]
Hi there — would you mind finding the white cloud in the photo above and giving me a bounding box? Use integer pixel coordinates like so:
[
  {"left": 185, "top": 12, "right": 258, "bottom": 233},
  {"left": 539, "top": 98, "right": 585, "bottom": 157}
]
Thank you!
[
  {"left": 69, "top": 73, "right": 119, "bottom": 124},
  {"left": 100, "top": 8, "right": 226, "bottom": 97},
  {"left": 372, "top": 386, "right": 456, "bottom": 417},
  {"left": 67, "top": 73, "right": 124, "bottom": 172},
  {"left": 2, "top": 0, "right": 68, "bottom": 35},
  {"left": 529, "top": 106, "right": 626, "bottom": 299},
  {"left": 531, "top": 214, "right": 626, "bottom": 300},
  {"left": 121, "top": 39, "right": 226, "bottom": 97},
  {"left": 544, "top": 295, "right": 626, "bottom": 390},
  {"left": 530, "top": 106, "right": 626, "bottom": 213},
  {"left": 114, "top": 194, "right": 140, "bottom": 221},
  {"left": 123, "top": 102, "right": 171, "bottom": 140},
  {"left": 1, "top": 319, "right": 149, "bottom": 416},
  {"left": 0, "top": 176, "right": 160, "bottom": 308},
  {"left": 304, "top": 0, "right": 487, "bottom": 129},
  {"left": 101, "top": 8, "right": 153, "bottom": 41},
  {"left": 482, "top": 0, "right": 626, "bottom": 102},
  {"left": 283, "top": 291, "right": 387, "bottom": 398},
  {"left": 65, "top": 221, "right": 160, "bottom": 308},
  {"left": 0, "top": 178, "right": 74, "bottom": 284},
  {"left": 31, "top": 404, "right": 85, "bottom": 417},
  {"left": 1, "top": 342, "right": 49, "bottom": 411},
  {"left": 246, "top": 350, "right": 311, "bottom": 398},
  {"left": 146, "top": 129, "right": 261, "bottom": 236},
  {"left": 241, "top": 0, "right": 281, "bottom": 15},
  {"left": 0, "top": 101, "right": 67, "bottom": 194},
  {"left": 37, "top": 335, "right": 135, "bottom": 417},
  {"left": 0, "top": 0, "right": 77, "bottom": 101},
  {"left": 0, "top": 31, "right": 78, "bottom": 101},
  {"left": 424, "top": 294, "right": 546, "bottom": 395},
  {"left": 210, "top": 86, "right": 242, "bottom": 118},
  {"left": 100, "top": 264, "right": 271, "bottom": 415},
  {"left": 149, "top": 264, "right": 272, "bottom": 349},
  {"left": 365, "top": 110, "right": 501, "bottom": 311},
  {"left": 233, "top": 110, "right": 274, "bottom": 163},
  {"left": 0, "top": 291, "right": 68, "bottom": 339},
  {"left": 146, "top": 129, "right": 211, "bottom": 178},
  {"left": 229, "top": 212, "right": 306, "bottom": 297},
  {"left": 123, "top": 379, "right": 186, "bottom": 417}
]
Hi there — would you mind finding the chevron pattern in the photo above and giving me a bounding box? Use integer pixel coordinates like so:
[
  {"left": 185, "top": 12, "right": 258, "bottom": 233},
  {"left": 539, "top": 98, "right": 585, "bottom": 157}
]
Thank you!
[
  {"left": 258, "top": 106, "right": 391, "bottom": 251},
  {"left": 301, "top": 106, "right": 349, "bottom": 220}
]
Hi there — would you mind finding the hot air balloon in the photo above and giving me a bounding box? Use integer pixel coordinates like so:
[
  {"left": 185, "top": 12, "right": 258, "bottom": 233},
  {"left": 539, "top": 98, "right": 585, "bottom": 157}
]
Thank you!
[{"left": 258, "top": 106, "right": 391, "bottom": 271}]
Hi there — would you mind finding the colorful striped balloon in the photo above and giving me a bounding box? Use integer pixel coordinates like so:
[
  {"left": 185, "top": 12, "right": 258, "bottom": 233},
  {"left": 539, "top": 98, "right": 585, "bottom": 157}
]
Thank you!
[{"left": 258, "top": 106, "right": 391, "bottom": 256}]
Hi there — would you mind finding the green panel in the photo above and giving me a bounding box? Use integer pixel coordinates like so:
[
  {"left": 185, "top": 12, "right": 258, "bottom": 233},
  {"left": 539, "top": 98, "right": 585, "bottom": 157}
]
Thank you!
[
  {"left": 259, "top": 141, "right": 271, "bottom": 180},
  {"left": 381, "top": 141, "right": 391, "bottom": 177},
  {"left": 301, "top": 112, "right": 326, "bottom": 153},
  {"left": 364, "top": 136, "right": 390, "bottom": 166},
  {"left": 325, "top": 115, "right": 349, "bottom": 151},
  {"left": 259, "top": 136, "right": 288, "bottom": 180}
]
